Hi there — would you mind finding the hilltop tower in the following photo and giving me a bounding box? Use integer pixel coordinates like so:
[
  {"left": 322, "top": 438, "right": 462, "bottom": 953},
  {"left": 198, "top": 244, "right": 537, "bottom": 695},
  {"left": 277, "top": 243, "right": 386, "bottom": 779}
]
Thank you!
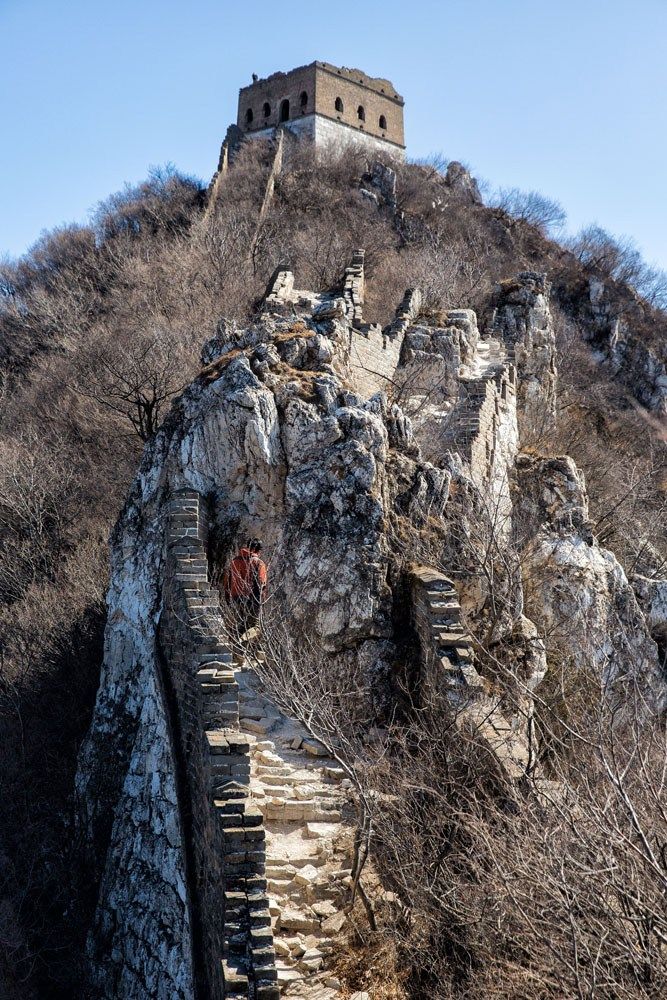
[{"left": 222, "top": 61, "right": 405, "bottom": 163}]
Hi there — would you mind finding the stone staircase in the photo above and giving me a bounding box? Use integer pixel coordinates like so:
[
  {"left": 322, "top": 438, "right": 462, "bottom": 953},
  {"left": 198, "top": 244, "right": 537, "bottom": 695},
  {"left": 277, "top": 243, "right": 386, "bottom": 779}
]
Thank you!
[
  {"left": 410, "top": 565, "right": 531, "bottom": 780},
  {"left": 165, "top": 491, "right": 280, "bottom": 999},
  {"left": 440, "top": 340, "right": 516, "bottom": 481},
  {"left": 164, "top": 490, "right": 352, "bottom": 997},
  {"left": 236, "top": 666, "right": 352, "bottom": 997}
]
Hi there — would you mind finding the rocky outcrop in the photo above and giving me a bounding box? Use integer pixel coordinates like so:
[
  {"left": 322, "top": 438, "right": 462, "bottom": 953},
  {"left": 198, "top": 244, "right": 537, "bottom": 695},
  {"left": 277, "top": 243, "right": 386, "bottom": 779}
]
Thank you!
[
  {"left": 632, "top": 575, "right": 667, "bottom": 643},
  {"left": 76, "top": 256, "right": 667, "bottom": 997},
  {"left": 444, "top": 161, "right": 483, "bottom": 205},
  {"left": 514, "top": 455, "right": 666, "bottom": 711},
  {"left": 588, "top": 278, "right": 667, "bottom": 415},
  {"left": 490, "top": 272, "right": 558, "bottom": 431}
]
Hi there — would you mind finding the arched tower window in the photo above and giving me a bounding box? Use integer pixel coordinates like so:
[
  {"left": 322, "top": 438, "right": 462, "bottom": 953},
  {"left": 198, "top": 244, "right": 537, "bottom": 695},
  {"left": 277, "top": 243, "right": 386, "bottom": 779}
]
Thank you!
[
  {"left": 299, "top": 90, "right": 308, "bottom": 108},
  {"left": 263, "top": 101, "right": 271, "bottom": 118},
  {"left": 334, "top": 96, "right": 344, "bottom": 113},
  {"left": 379, "top": 114, "right": 387, "bottom": 130},
  {"left": 245, "top": 108, "right": 254, "bottom": 124},
  {"left": 357, "top": 105, "right": 365, "bottom": 122},
  {"left": 280, "top": 99, "right": 290, "bottom": 123}
]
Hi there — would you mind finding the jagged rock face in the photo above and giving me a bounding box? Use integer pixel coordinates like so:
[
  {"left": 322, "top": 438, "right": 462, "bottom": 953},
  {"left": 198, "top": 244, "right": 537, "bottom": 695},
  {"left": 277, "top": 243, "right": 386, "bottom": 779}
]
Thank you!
[
  {"left": 75, "top": 309, "right": 447, "bottom": 994},
  {"left": 444, "top": 161, "right": 483, "bottom": 205},
  {"left": 588, "top": 278, "right": 667, "bottom": 415},
  {"left": 514, "top": 455, "right": 666, "bottom": 709},
  {"left": 398, "top": 308, "right": 479, "bottom": 409},
  {"left": 491, "top": 272, "right": 558, "bottom": 428},
  {"left": 76, "top": 440, "right": 195, "bottom": 997},
  {"left": 633, "top": 575, "right": 667, "bottom": 642},
  {"left": 513, "top": 455, "right": 593, "bottom": 542}
]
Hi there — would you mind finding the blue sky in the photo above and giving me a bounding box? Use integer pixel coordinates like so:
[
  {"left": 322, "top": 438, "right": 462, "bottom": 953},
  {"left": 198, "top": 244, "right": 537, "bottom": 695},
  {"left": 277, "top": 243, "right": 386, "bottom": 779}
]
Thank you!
[{"left": 2, "top": 0, "right": 667, "bottom": 267}]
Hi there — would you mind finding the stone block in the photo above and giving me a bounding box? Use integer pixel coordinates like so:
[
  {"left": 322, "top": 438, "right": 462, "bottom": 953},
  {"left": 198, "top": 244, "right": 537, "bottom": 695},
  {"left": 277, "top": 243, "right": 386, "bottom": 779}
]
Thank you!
[
  {"left": 322, "top": 911, "right": 347, "bottom": 934},
  {"left": 293, "top": 864, "right": 319, "bottom": 887},
  {"left": 278, "top": 909, "right": 319, "bottom": 933}
]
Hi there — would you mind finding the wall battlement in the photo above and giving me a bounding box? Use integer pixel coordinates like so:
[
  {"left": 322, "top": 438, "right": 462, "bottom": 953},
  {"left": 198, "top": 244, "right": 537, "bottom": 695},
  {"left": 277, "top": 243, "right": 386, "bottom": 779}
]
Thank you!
[
  {"left": 160, "top": 490, "right": 280, "bottom": 999},
  {"left": 410, "top": 565, "right": 532, "bottom": 780}
]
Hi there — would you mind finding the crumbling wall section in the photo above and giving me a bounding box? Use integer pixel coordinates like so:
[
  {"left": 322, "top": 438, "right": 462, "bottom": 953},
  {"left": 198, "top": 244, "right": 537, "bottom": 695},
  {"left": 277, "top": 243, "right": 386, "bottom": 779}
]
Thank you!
[
  {"left": 442, "top": 364, "right": 517, "bottom": 487},
  {"left": 346, "top": 286, "right": 422, "bottom": 398},
  {"left": 409, "top": 566, "right": 532, "bottom": 780},
  {"left": 160, "top": 489, "right": 279, "bottom": 999}
]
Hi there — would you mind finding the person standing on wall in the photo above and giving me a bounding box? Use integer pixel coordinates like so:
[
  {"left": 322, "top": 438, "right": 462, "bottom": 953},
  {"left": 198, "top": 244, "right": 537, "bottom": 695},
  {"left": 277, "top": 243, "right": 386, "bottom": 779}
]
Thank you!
[{"left": 223, "top": 537, "right": 268, "bottom": 638}]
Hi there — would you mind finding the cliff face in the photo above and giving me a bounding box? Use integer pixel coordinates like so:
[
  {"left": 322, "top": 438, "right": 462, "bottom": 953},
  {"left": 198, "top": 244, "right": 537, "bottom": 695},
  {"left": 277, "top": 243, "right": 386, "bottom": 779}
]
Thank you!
[{"left": 76, "top": 259, "right": 667, "bottom": 997}]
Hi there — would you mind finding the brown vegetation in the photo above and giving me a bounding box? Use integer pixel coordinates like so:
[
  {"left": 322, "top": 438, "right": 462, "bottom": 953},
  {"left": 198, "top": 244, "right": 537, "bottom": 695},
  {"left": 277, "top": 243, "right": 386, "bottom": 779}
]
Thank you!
[{"left": 0, "top": 144, "right": 666, "bottom": 997}]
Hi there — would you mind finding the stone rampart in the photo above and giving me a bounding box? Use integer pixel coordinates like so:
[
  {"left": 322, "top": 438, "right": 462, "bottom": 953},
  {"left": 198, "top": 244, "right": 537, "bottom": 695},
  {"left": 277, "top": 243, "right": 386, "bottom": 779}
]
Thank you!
[
  {"left": 342, "top": 249, "right": 365, "bottom": 325},
  {"left": 442, "top": 364, "right": 517, "bottom": 484},
  {"left": 345, "top": 277, "right": 421, "bottom": 398},
  {"left": 410, "top": 565, "right": 531, "bottom": 780},
  {"left": 160, "top": 489, "right": 279, "bottom": 999}
]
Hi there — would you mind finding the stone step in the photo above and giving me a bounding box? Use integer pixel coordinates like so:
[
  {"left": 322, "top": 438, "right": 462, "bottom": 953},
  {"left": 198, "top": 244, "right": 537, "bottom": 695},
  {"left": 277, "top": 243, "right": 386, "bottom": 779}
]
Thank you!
[
  {"left": 250, "top": 908, "right": 272, "bottom": 928},
  {"left": 200, "top": 652, "right": 234, "bottom": 664},
  {"left": 251, "top": 945, "right": 277, "bottom": 969},
  {"left": 221, "top": 959, "right": 249, "bottom": 995},
  {"left": 267, "top": 877, "right": 294, "bottom": 894},
  {"left": 251, "top": 925, "right": 274, "bottom": 948},
  {"left": 255, "top": 983, "right": 281, "bottom": 1000},
  {"left": 242, "top": 718, "right": 278, "bottom": 736},
  {"left": 265, "top": 864, "right": 297, "bottom": 879},
  {"left": 256, "top": 766, "right": 293, "bottom": 779}
]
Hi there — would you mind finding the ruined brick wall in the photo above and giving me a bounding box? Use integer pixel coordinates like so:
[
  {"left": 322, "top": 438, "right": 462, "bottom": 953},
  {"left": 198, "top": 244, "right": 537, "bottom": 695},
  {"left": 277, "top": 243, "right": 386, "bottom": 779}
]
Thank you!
[
  {"left": 443, "top": 365, "right": 517, "bottom": 485},
  {"left": 410, "top": 566, "right": 482, "bottom": 700},
  {"left": 348, "top": 325, "right": 404, "bottom": 397},
  {"left": 410, "top": 566, "right": 530, "bottom": 779},
  {"left": 237, "top": 61, "right": 404, "bottom": 150},
  {"left": 346, "top": 287, "right": 422, "bottom": 397},
  {"left": 159, "top": 490, "right": 279, "bottom": 999}
]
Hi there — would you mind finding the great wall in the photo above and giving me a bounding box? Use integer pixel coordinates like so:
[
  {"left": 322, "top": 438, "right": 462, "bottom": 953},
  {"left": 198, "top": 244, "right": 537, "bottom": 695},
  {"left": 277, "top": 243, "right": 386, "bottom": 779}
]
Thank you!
[
  {"left": 149, "top": 256, "right": 535, "bottom": 997},
  {"left": 75, "top": 237, "right": 667, "bottom": 999}
]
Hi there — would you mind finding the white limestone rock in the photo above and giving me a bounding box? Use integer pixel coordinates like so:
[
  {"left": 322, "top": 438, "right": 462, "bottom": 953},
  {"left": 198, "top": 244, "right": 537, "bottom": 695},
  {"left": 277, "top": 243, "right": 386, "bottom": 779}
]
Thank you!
[
  {"left": 515, "top": 455, "right": 666, "bottom": 710},
  {"left": 491, "top": 271, "right": 558, "bottom": 426},
  {"left": 632, "top": 575, "right": 667, "bottom": 640}
]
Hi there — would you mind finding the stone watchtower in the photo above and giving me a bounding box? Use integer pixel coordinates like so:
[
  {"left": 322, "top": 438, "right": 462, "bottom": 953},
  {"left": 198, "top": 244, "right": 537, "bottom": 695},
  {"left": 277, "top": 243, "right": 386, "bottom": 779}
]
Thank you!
[{"left": 228, "top": 61, "right": 405, "bottom": 159}]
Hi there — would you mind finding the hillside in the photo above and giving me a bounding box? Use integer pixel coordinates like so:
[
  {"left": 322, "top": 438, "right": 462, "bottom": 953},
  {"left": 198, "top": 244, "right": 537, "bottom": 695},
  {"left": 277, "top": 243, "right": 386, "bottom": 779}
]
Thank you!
[{"left": 0, "top": 143, "right": 666, "bottom": 1000}]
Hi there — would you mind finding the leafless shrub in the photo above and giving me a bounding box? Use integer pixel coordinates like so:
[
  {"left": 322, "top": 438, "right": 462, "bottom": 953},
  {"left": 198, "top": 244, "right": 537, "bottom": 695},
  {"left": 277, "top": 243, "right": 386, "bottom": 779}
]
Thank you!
[
  {"left": 72, "top": 325, "right": 194, "bottom": 440},
  {"left": 492, "top": 187, "right": 567, "bottom": 237},
  {"left": 568, "top": 225, "right": 667, "bottom": 309}
]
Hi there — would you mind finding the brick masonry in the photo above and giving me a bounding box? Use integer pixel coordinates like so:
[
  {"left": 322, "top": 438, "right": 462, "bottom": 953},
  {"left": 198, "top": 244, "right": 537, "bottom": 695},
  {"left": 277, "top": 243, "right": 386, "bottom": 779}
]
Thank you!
[
  {"left": 442, "top": 364, "right": 517, "bottom": 485},
  {"left": 261, "top": 252, "right": 420, "bottom": 399},
  {"left": 159, "top": 489, "right": 280, "bottom": 999},
  {"left": 410, "top": 565, "right": 531, "bottom": 780},
  {"left": 235, "top": 61, "right": 405, "bottom": 156}
]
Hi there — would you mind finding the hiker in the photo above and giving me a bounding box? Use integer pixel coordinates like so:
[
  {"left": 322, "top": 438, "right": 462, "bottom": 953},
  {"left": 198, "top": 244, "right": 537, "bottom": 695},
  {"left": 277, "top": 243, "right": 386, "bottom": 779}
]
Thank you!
[{"left": 223, "top": 537, "right": 268, "bottom": 633}]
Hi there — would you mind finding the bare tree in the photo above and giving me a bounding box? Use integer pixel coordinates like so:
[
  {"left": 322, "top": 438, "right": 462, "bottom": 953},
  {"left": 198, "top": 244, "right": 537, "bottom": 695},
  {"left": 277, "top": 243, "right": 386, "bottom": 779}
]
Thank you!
[
  {"left": 493, "top": 187, "right": 567, "bottom": 237},
  {"left": 73, "top": 326, "right": 192, "bottom": 440}
]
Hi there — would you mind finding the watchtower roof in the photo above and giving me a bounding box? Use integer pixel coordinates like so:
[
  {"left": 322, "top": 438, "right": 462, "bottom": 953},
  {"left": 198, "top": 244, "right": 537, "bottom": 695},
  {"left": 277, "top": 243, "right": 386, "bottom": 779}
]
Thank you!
[{"left": 240, "top": 61, "right": 403, "bottom": 104}]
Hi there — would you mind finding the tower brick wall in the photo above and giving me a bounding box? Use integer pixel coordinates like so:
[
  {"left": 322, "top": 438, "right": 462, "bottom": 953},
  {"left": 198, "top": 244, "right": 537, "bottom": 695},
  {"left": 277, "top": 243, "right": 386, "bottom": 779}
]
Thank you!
[{"left": 237, "top": 61, "right": 405, "bottom": 152}]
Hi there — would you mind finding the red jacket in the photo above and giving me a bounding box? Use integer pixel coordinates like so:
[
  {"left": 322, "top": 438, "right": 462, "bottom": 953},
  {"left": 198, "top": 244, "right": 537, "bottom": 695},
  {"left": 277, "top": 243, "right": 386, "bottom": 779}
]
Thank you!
[{"left": 223, "top": 548, "right": 267, "bottom": 601}]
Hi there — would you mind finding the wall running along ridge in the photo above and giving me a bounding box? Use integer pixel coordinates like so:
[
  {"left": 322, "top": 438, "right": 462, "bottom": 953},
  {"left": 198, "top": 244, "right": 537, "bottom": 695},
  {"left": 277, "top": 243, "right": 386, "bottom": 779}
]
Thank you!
[
  {"left": 76, "top": 247, "right": 667, "bottom": 998},
  {"left": 410, "top": 566, "right": 533, "bottom": 780},
  {"left": 161, "top": 489, "right": 280, "bottom": 999}
]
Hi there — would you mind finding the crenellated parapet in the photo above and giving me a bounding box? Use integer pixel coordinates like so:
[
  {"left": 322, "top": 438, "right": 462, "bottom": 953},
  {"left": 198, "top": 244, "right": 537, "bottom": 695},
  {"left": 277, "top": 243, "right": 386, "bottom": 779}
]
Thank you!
[
  {"left": 409, "top": 565, "right": 533, "bottom": 781},
  {"left": 160, "top": 489, "right": 279, "bottom": 999}
]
